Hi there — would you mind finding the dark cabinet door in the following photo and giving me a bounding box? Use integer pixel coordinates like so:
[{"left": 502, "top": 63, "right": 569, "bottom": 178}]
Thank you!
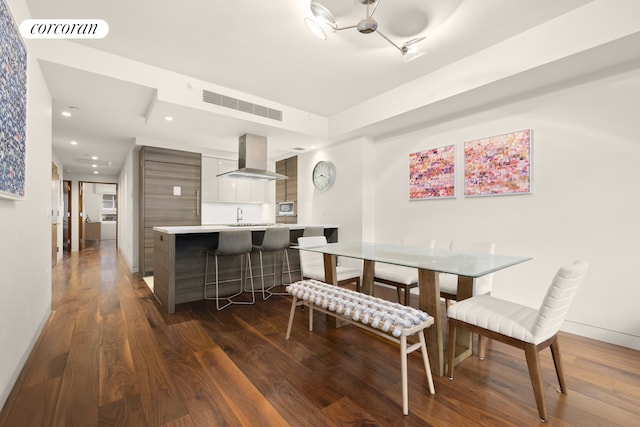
[
  {"left": 276, "top": 156, "right": 298, "bottom": 224},
  {"left": 139, "top": 146, "right": 201, "bottom": 276}
]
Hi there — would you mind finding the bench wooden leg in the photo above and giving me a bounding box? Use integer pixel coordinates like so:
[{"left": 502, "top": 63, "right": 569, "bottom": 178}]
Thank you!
[
  {"left": 400, "top": 335, "right": 409, "bottom": 416},
  {"left": 286, "top": 296, "right": 299, "bottom": 339},
  {"left": 419, "top": 330, "right": 435, "bottom": 394}
]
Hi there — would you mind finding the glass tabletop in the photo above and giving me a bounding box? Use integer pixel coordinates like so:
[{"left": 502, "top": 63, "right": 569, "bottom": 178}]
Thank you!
[{"left": 293, "top": 241, "right": 531, "bottom": 278}]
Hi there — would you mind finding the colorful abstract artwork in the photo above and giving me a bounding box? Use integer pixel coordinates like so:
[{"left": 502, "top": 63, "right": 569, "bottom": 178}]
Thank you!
[
  {"left": 464, "top": 129, "right": 532, "bottom": 197},
  {"left": 409, "top": 144, "right": 455, "bottom": 200},
  {"left": 0, "top": 0, "right": 27, "bottom": 200}
]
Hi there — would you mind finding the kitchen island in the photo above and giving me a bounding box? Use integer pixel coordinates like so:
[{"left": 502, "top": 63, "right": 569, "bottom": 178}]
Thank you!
[{"left": 152, "top": 224, "right": 338, "bottom": 313}]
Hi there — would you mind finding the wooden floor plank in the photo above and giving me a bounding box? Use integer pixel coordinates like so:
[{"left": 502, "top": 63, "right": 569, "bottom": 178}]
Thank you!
[
  {"left": 99, "top": 326, "right": 139, "bottom": 406},
  {"left": 195, "top": 347, "right": 290, "bottom": 427},
  {"left": 52, "top": 281, "right": 101, "bottom": 426},
  {"left": 1, "top": 241, "right": 639, "bottom": 427},
  {"left": 118, "top": 287, "right": 190, "bottom": 426},
  {"left": 0, "top": 377, "right": 62, "bottom": 427},
  {"left": 98, "top": 393, "right": 148, "bottom": 427}
]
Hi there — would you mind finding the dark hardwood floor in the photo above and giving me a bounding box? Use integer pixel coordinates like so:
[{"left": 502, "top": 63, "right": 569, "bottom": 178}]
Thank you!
[{"left": 1, "top": 241, "right": 639, "bottom": 426}]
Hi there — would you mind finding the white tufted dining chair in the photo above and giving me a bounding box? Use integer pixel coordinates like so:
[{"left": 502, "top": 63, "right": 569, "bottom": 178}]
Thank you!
[
  {"left": 446, "top": 260, "right": 588, "bottom": 421},
  {"left": 373, "top": 237, "right": 436, "bottom": 305},
  {"left": 297, "top": 236, "right": 361, "bottom": 291},
  {"left": 439, "top": 240, "right": 496, "bottom": 306}
]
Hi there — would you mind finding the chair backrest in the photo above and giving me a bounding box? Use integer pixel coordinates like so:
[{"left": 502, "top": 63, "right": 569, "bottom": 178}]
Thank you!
[
  {"left": 401, "top": 237, "right": 435, "bottom": 248},
  {"left": 216, "top": 230, "right": 252, "bottom": 256},
  {"left": 449, "top": 240, "right": 496, "bottom": 295},
  {"left": 531, "top": 260, "right": 588, "bottom": 343},
  {"left": 297, "top": 235, "right": 327, "bottom": 274},
  {"left": 257, "top": 226, "right": 290, "bottom": 251}
]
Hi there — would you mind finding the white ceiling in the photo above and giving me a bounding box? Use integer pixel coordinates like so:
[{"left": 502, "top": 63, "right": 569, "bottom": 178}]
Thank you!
[{"left": 24, "top": 0, "right": 600, "bottom": 176}]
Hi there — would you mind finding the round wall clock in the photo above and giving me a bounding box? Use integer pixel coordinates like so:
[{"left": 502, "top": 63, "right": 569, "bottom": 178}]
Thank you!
[{"left": 312, "top": 160, "right": 336, "bottom": 191}]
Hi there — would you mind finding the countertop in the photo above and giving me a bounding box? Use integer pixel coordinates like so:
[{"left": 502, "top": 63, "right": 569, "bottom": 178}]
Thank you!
[{"left": 153, "top": 224, "right": 338, "bottom": 234}]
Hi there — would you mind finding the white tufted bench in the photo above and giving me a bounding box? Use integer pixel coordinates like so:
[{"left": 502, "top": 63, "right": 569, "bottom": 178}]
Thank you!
[{"left": 285, "top": 279, "right": 435, "bottom": 415}]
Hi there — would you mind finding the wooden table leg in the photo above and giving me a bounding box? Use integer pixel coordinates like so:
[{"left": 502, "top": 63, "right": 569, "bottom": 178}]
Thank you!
[
  {"left": 323, "top": 253, "right": 337, "bottom": 285},
  {"left": 323, "top": 253, "right": 342, "bottom": 327},
  {"left": 451, "top": 276, "right": 473, "bottom": 367},
  {"left": 418, "top": 268, "right": 444, "bottom": 376},
  {"left": 362, "top": 260, "right": 375, "bottom": 296}
]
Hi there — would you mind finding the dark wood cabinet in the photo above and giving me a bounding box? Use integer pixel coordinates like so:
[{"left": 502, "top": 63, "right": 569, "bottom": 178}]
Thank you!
[
  {"left": 276, "top": 156, "right": 298, "bottom": 224},
  {"left": 139, "top": 146, "right": 201, "bottom": 276}
]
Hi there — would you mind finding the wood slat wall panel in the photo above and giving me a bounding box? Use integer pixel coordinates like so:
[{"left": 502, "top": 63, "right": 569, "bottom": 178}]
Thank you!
[
  {"left": 152, "top": 231, "right": 173, "bottom": 310},
  {"left": 140, "top": 146, "right": 202, "bottom": 166},
  {"left": 275, "top": 161, "right": 287, "bottom": 202},
  {"left": 285, "top": 157, "right": 297, "bottom": 202},
  {"left": 139, "top": 146, "right": 201, "bottom": 276},
  {"left": 276, "top": 156, "right": 297, "bottom": 225}
]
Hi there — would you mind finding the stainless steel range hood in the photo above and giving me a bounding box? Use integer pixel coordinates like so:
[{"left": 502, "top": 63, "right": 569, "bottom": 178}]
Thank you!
[{"left": 216, "top": 134, "right": 288, "bottom": 181}]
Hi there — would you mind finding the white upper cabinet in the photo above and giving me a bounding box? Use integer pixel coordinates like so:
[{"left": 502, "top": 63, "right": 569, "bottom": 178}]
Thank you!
[
  {"left": 216, "top": 158, "right": 237, "bottom": 202},
  {"left": 201, "top": 156, "right": 266, "bottom": 203},
  {"left": 201, "top": 157, "right": 218, "bottom": 202},
  {"left": 251, "top": 180, "right": 265, "bottom": 203}
]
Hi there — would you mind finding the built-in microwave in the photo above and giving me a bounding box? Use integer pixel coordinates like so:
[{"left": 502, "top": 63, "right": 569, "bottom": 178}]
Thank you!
[{"left": 277, "top": 201, "right": 295, "bottom": 216}]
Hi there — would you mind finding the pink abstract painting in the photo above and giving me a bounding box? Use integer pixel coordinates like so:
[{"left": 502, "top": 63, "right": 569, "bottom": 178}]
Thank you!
[
  {"left": 409, "top": 144, "right": 455, "bottom": 200},
  {"left": 464, "top": 129, "right": 531, "bottom": 196}
]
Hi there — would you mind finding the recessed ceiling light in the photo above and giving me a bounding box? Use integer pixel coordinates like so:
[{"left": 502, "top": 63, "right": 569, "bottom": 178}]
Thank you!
[
  {"left": 62, "top": 111, "right": 72, "bottom": 117},
  {"left": 70, "top": 140, "right": 78, "bottom": 145},
  {"left": 164, "top": 116, "right": 174, "bottom": 121},
  {"left": 94, "top": 171, "right": 99, "bottom": 174},
  {"left": 91, "top": 156, "right": 98, "bottom": 160},
  {"left": 92, "top": 164, "right": 97, "bottom": 168}
]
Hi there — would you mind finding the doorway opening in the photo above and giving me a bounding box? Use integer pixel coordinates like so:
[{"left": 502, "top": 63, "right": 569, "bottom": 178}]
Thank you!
[
  {"left": 78, "top": 181, "right": 118, "bottom": 251},
  {"left": 52, "top": 163, "right": 59, "bottom": 268},
  {"left": 63, "top": 180, "right": 72, "bottom": 252}
]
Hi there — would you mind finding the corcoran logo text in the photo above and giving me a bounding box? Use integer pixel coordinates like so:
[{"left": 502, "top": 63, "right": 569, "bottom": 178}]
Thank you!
[{"left": 19, "top": 19, "right": 109, "bottom": 39}]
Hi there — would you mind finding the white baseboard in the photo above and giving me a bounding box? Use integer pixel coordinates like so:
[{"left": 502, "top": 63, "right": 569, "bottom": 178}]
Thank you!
[
  {"left": 0, "top": 307, "right": 51, "bottom": 413},
  {"left": 561, "top": 320, "right": 640, "bottom": 351},
  {"left": 142, "top": 276, "right": 154, "bottom": 292}
]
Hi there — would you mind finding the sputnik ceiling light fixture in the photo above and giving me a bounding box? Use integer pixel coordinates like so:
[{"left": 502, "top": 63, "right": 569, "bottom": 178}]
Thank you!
[{"left": 304, "top": 0, "right": 426, "bottom": 62}]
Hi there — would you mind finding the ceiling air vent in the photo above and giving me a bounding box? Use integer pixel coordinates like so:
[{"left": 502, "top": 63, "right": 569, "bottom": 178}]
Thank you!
[{"left": 202, "top": 89, "right": 283, "bottom": 122}]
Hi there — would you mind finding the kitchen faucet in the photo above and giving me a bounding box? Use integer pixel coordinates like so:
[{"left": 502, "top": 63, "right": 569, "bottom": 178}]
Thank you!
[{"left": 236, "top": 207, "right": 243, "bottom": 224}]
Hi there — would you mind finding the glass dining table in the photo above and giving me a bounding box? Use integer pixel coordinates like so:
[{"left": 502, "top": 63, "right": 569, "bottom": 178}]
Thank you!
[{"left": 293, "top": 241, "right": 532, "bottom": 376}]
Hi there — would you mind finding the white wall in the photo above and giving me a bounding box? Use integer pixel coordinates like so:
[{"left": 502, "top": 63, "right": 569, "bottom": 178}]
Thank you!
[
  {"left": 371, "top": 66, "right": 640, "bottom": 349},
  {"left": 0, "top": 0, "right": 53, "bottom": 410},
  {"left": 117, "top": 147, "right": 138, "bottom": 273},
  {"left": 298, "top": 137, "right": 372, "bottom": 270},
  {"left": 202, "top": 203, "right": 264, "bottom": 225}
]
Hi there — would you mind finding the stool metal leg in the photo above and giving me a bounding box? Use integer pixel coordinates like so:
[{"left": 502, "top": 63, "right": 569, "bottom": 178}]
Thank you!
[
  {"left": 260, "top": 248, "right": 293, "bottom": 300},
  {"left": 204, "top": 251, "right": 255, "bottom": 310},
  {"left": 241, "top": 253, "right": 256, "bottom": 305}
]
